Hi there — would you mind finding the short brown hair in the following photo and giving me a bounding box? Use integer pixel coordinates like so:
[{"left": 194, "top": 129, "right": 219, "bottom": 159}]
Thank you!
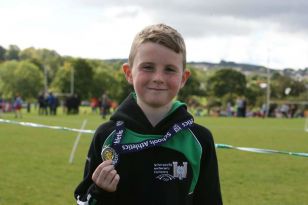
[{"left": 128, "top": 24, "right": 186, "bottom": 69}]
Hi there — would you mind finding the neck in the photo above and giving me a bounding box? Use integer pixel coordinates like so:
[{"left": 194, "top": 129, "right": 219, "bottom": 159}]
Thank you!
[{"left": 137, "top": 101, "right": 172, "bottom": 127}]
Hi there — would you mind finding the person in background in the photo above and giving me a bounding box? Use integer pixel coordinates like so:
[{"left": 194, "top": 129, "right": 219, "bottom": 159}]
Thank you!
[
  {"left": 38, "top": 92, "right": 48, "bottom": 115},
  {"left": 100, "top": 92, "right": 110, "bottom": 119},
  {"left": 90, "top": 97, "right": 99, "bottom": 114},
  {"left": 0, "top": 95, "right": 3, "bottom": 117},
  {"left": 47, "top": 92, "right": 57, "bottom": 115},
  {"left": 13, "top": 94, "right": 23, "bottom": 118}
]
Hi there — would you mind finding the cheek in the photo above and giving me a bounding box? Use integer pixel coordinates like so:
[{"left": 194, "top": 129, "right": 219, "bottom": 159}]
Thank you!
[
  {"left": 168, "top": 77, "right": 183, "bottom": 89},
  {"left": 132, "top": 75, "right": 147, "bottom": 90},
  {"left": 134, "top": 72, "right": 149, "bottom": 83}
]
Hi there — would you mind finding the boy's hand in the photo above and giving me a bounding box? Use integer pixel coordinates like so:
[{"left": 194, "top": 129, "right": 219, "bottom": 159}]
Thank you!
[{"left": 92, "top": 160, "right": 120, "bottom": 192}]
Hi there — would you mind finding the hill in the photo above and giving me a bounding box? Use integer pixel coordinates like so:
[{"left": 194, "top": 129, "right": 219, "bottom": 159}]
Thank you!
[{"left": 189, "top": 60, "right": 308, "bottom": 80}]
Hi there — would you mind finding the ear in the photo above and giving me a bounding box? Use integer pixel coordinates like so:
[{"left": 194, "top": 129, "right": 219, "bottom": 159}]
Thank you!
[
  {"left": 180, "top": 69, "right": 191, "bottom": 88},
  {"left": 122, "top": 63, "right": 133, "bottom": 84}
]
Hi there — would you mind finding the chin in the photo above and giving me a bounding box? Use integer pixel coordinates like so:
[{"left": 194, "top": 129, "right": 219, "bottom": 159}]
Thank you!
[
  {"left": 146, "top": 100, "right": 169, "bottom": 108},
  {"left": 140, "top": 94, "right": 172, "bottom": 107},
  {"left": 150, "top": 103, "right": 165, "bottom": 108}
]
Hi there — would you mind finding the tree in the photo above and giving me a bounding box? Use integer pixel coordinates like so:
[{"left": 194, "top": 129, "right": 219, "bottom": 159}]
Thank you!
[
  {"left": 51, "top": 58, "right": 93, "bottom": 99},
  {"left": 271, "top": 72, "right": 306, "bottom": 99},
  {"left": 0, "top": 61, "right": 44, "bottom": 99},
  {"left": 178, "top": 68, "right": 205, "bottom": 102},
  {"left": 50, "top": 61, "right": 72, "bottom": 94},
  {"left": 92, "top": 67, "right": 122, "bottom": 101},
  {"left": 207, "top": 68, "right": 247, "bottom": 98},
  {"left": 5, "top": 45, "right": 20, "bottom": 60},
  {"left": 71, "top": 58, "right": 94, "bottom": 98},
  {"left": 19, "top": 47, "right": 63, "bottom": 87},
  {"left": 0, "top": 45, "right": 6, "bottom": 61},
  {"left": 290, "top": 80, "right": 306, "bottom": 97},
  {"left": 245, "top": 83, "right": 265, "bottom": 106},
  {"left": 88, "top": 59, "right": 132, "bottom": 102},
  {"left": 244, "top": 75, "right": 269, "bottom": 107},
  {"left": 113, "top": 68, "right": 133, "bottom": 102}
]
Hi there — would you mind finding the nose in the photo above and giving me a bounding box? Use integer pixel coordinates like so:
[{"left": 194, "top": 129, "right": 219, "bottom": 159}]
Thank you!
[{"left": 152, "top": 70, "right": 164, "bottom": 84}]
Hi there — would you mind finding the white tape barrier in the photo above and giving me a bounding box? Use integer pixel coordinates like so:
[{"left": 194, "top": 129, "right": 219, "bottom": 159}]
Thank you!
[
  {"left": 0, "top": 118, "right": 94, "bottom": 134},
  {"left": 1, "top": 118, "right": 308, "bottom": 158}
]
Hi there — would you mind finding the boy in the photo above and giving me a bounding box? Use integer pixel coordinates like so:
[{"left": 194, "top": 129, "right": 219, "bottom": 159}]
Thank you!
[{"left": 74, "top": 24, "right": 223, "bottom": 205}]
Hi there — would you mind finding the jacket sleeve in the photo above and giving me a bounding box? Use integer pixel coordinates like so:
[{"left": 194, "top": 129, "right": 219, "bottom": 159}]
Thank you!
[
  {"left": 74, "top": 123, "right": 116, "bottom": 205},
  {"left": 191, "top": 125, "right": 223, "bottom": 205}
]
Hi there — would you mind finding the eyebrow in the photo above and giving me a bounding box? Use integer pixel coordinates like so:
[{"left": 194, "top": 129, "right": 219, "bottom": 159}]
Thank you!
[
  {"left": 139, "top": 61, "right": 155, "bottom": 65},
  {"left": 139, "top": 62, "right": 180, "bottom": 68}
]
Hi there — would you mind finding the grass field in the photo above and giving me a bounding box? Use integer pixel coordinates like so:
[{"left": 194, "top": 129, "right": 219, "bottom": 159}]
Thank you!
[{"left": 1, "top": 108, "right": 308, "bottom": 205}]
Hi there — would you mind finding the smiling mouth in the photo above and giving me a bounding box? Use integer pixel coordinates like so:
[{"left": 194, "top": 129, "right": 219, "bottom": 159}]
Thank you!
[{"left": 148, "top": 88, "right": 167, "bottom": 91}]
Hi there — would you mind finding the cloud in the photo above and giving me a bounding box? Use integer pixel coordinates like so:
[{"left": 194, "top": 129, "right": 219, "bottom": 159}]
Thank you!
[
  {"left": 75, "top": 0, "right": 308, "bottom": 37},
  {"left": 1, "top": 0, "right": 307, "bottom": 69}
]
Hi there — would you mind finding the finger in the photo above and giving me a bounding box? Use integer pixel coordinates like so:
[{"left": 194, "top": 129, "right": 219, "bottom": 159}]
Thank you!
[
  {"left": 99, "top": 160, "right": 113, "bottom": 169},
  {"left": 92, "top": 166, "right": 102, "bottom": 181},
  {"left": 99, "top": 163, "right": 115, "bottom": 176},
  {"left": 110, "top": 174, "right": 120, "bottom": 191},
  {"left": 104, "top": 169, "right": 117, "bottom": 184},
  {"left": 95, "top": 161, "right": 115, "bottom": 182},
  {"left": 102, "top": 160, "right": 113, "bottom": 166},
  {"left": 95, "top": 169, "right": 118, "bottom": 192},
  {"left": 92, "top": 160, "right": 113, "bottom": 181}
]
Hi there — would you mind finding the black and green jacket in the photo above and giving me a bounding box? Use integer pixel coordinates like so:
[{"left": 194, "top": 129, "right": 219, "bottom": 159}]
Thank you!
[{"left": 74, "top": 94, "right": 223, "bottom": 205}]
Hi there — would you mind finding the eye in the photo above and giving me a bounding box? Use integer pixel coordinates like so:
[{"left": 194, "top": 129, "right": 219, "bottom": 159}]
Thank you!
[
  {"left": 165, "top": 66, "right": 177, "bottom": 73},
  {"left": 142, "top": 64, "right": 154, "bottom": 71}
]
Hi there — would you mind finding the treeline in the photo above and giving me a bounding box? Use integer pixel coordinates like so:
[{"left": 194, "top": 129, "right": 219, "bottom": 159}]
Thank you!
[
  {"left": 0, "top": 45, "right": 205, "bottom": 103},
  {"left": 0, "top": 44, "right": 307, "bottom": 109}
]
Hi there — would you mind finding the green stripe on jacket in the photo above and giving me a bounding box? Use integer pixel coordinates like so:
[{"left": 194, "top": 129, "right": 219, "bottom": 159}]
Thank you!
[{"left": 103, "top": 128, "right": 202, "bottom": 193}]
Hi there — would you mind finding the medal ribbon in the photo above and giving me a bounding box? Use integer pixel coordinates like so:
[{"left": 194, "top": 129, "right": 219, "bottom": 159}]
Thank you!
[{"left": 112, "top": 118, "right": 194, "bottom": 154}]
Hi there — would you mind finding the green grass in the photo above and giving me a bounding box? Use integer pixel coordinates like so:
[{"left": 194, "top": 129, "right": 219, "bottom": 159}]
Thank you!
[
  {"left": 200, "top": 117, "right": 308, "bottom": 205},
  {"left": 1, "top": 109, "right": 308, "bottom": 205}
]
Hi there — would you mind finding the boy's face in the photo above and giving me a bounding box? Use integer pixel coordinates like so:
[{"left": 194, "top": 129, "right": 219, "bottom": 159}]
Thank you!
[{"left": 123, "top": 42, "right": 190, "bottom": 108}]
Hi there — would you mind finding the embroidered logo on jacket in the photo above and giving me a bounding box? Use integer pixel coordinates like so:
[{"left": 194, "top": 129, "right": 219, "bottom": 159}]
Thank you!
[{"left": 154, "top": 162, "right": 188, "bottom": 181}]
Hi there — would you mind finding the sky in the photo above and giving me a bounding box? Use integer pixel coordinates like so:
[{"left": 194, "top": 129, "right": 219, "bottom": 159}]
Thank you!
[{"left": 1, "top": 0, "right": 308, "bottom": 70}]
